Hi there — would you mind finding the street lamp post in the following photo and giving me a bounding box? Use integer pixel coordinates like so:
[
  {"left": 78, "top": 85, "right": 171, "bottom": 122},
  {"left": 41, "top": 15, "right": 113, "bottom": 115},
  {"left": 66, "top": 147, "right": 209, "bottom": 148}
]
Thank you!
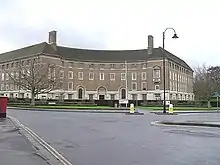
[{"left": 162, "top": 28, "right": 178, "bottom": 113}]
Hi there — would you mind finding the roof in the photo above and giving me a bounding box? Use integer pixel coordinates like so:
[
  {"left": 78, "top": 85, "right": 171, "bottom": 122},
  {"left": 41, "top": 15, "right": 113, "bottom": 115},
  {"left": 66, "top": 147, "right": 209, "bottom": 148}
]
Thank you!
[{"left": 0, "top": 42, "right": 193, "bottom": 71}]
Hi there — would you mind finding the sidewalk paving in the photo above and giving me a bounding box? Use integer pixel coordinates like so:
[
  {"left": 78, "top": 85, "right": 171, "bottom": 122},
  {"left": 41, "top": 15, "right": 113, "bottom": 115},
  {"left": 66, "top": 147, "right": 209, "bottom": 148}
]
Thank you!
[{"left": 0, "top": 118, "right": 48, "bottom": 165}]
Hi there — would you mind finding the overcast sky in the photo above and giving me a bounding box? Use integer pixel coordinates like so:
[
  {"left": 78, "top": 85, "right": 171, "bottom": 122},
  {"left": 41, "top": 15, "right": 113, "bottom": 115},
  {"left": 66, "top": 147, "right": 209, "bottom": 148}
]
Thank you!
[{"left": 0, "top": 0, "right": 219, "bottom": 67}]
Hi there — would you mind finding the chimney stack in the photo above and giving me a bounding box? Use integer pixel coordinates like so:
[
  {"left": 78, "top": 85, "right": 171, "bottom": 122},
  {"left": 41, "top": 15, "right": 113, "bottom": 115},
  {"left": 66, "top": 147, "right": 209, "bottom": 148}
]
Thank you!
[
  {"left": 48, "top": 30, "right": 57, "bottom": 44},
  {"left": 147, "top": 35, "right": 154, "bottom": 54}
]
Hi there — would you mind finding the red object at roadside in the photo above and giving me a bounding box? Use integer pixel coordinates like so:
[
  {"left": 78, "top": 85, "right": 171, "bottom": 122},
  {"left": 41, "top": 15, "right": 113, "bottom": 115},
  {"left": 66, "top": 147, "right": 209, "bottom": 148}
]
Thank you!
[{"left": 0, "top": 97, "right": 7, "bottom": 118}]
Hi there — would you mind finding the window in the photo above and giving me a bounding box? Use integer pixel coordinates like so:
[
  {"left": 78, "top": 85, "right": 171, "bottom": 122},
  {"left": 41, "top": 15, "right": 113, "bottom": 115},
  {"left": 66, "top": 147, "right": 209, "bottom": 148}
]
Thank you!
[
  {"left": 15, "top": 62, "right": 19, "bottom": 67},
  {"left": 153, "top": 69, "right": 160, "bottom": 78},
  {"left": 68, "top": 82, "right": 73, "bottom": 90},
  {"left": 121, "top": 73, "right": 126, "bottom": 80},
  {"left": 175, "top": 73, "right": 177, "bottom": 81},
  {"left": 121, "top": 64, "right": 125, "bottom": 68},
  {"left": 132, "top": 82, "right": 137, "bottom": 90},
  {"left": 11, "top": 72, "right": 14, "bottom": 79},
  {"left": 6, "top": 73, "right": 9, "bottom": 80},
  {"left": 100, "top": 64, "right": 104, "bottom": 69},
  {"left": 10, "top": 84, "right": 14, "bottom": 90},
  {"left": 1, "top": 84, "right": 4, "bottom": 91},
  {"left": 132, "top": 64, "right": 137, "bottom": 68},
  {"left": 16, "top": 72, "right": 19, "bottom": 79},
  {"left": 170, "top": 71, "right": 172, "bottom": 79},
  {"left": 155, "top": 85, "right": 160, "bottom": 90},
  {"left": 2, "top": 65, "right": 4, "bottom": 69},
  {"left": 100, "top": 73, "right": 104, "bottom": 80},
  {"left": 68, "top": 71, "right": 73, "bottom": 79},
  {"left": 61, "top": 61, "right": 64, "bottom": 66},
  {"left": 60, "top": 71, "right": 64, "bottom": 78},
  {"left": 78, "top": 72, "right": 83, "bottom": 80},
  {"left": 89, "top": 72, "right": 94, "bottom": 80},
  {"left": 132, "top": 94, "right": 137, "bottom": 100},
  {"left": 21, "top": 61, "right": 24, "bottom": 66},
  {"left": 11, "top": 63, "right": 14, "bottom": 68},
  {"left": 141, "top": 72, "right": 146, "bottom": 80},
  {"left": 132, "top": 72, "right": 137, "bottom": 80},
  {"left": 6, "top": 64, "right": 9, "bottom": 69},
  {"left": 89, "top": 64, "right": 94, "bottom": 69},
  {"left": 6, "top": 84, "right": 9, "bottom": 90},
  {"left": 110, "top": 64, "right": 115, "bottom": 69},
  {"left": 110, "top": 94, "right": 115, "bottom": 100},
  {"left": 142, "top": 63, "right": 147, "bottom": 69},
  {"left": 142, "top": 82, "right": 147, "bottom": 90},
  {"left": 110, "top": 73, "right": 115, "bottom": 80},
  {"left": 142, "top": 94, "right": 147, "bottom": 100},
  {"left": 121, "top": 89, "right": 126, "bottom": 99},
  {"left": 1, "top": 73, "right": 4, "bottom": 81},
  {"left": 27, "top": 60, "right": 30, "bottom": 65},
  {"left": 89, "top": 94, "right": 94, "bottom": 100}
]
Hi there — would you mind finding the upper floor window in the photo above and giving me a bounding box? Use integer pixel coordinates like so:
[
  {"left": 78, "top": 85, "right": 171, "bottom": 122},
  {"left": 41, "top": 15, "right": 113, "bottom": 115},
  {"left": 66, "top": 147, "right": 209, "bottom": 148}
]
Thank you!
[
  {"left": 132, "top": 82, "right": 137, "bottom": 90},
  {"left": 60, "top": 71, "right": 64, "bottom": 78},
  {"left": 142, "top": 82, "right": 147, "bottom": 90},
  {"left": 132, "top": 72, "right": 137, "bottom": 80},
  {"left": 110, "top": 73, "right": 115, "bottom": 80},
  {"left": 100, "top": 64, "right": 105, "bottom": 69},
  {"left": 89, "top": 72, "right": 94, "bottom": 80},
  {"left": 61, "top": 61, "right": 64, "bottom": 67},
  {"left": 68, "top": 71, "right": 73, "bottom": 79},
  {"left": 110, "top": 64, "right": 115, "bottom": 69},
  {"left": 100, "top": 73, "right": 104, "bottom": 80},
  {"left": 142, "top": 63, "right": 147, "bottom": 69},
  {"left": 11, "top": 63, "right": 14, "bottom": 68},
  {"left": 89, "top": 64, "right": 94, "bottom": 69},
  {"left": 153, "top": 69, "right": 160, "bottom": 78},
  {"left": 78, "top": 72, "right": 83, "bottom": 80},
  {"left": 121, "top": 73, "right": 126, "bottom": 80},
  {"left": 131, "top": 64, "right": 137, "bottom": 68},
  {"left": 6, "top": 64, "right": 9, "bottom": 69},
  {"left": 141, "top": 72, "right": 146, "bottom": 80},
  {"left": 2, "top": 65, "right": 4, "bottom": 70}
]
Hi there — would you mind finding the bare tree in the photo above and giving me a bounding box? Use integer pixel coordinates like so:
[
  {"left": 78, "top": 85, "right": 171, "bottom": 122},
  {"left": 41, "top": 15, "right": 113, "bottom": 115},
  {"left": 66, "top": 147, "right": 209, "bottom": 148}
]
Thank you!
[
  {"left": 5, "top": 57, "right": 63, "bottom": 106},
  {"left": 193, "top": 64, "right": 220, "bottom": 107}
]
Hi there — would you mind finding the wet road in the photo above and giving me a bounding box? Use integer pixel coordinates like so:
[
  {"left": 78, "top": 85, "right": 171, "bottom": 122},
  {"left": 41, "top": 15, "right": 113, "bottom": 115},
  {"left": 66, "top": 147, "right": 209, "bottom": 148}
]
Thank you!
[{"left": 8, "top": 110, "right": 220, "bottom": 165}]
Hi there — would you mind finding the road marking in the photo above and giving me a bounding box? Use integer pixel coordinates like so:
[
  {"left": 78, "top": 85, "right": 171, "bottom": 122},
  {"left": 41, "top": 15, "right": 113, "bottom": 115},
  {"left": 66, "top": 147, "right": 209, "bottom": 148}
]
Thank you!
[{"left": 8, "top": 116, "right": 72, "bottom": 165}]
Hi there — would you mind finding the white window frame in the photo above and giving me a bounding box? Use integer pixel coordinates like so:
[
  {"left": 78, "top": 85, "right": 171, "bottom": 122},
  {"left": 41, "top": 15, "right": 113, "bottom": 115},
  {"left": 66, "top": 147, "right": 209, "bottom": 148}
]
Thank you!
[
  {"left": 100, "top": 73, "right": 104, "bottom": 80},
  {"left": 68, "top": 71, "right": 73, "bottom": 79},
  {"left": 121, "top": 73, "right": 126, "bottom": 80},
  {"left": 60, "top": 70, "right": 64, "bottom": 78},
  {"left": 78, "top": 72, "right": 83, "bottom": 80},
  {"left": 1, "top": 73, "right": 4, "bottom": 81},
  {"left": 153, "top": 69, "right": 160, "bottom": 78},
  {"left": 132, "top": 72, "right": 137, "bottom": 80},
  {"left": 110, "top": 73, "right": 115, "bottom": 80},
  {"left": 6, "top": 73, "right": 9, "bottom": 80},
  {"left": 141, "top": 82, "right": 147, "bottom": 90},
  {"left": 141, "top": 72, "right": 146, "bottom": 80},
  {"left": 89, "top": 72, "right": 94, "bottom": 80},
  {"left": 132, "top": 82, "right": 137, "bottom": 90},
  {"left": 68, "top": 82, "right": 73, "bottom": 90}
]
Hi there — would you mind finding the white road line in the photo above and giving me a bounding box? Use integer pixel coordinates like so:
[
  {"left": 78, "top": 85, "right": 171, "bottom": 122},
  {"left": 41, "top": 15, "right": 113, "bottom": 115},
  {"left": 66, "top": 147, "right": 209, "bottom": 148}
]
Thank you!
[{"left": 8, "top": 116, "right": 72, "bottom": 165}]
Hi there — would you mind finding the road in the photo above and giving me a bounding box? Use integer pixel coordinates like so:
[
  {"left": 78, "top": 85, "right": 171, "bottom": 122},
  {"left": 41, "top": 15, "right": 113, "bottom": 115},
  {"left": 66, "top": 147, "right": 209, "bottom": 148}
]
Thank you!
[{"left": 8, "top": 109, "right": 220, "bottom": 165}]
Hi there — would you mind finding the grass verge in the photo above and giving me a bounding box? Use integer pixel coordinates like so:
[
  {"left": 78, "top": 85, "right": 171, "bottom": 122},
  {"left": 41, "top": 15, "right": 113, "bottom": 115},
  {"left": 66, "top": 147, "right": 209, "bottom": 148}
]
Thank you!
[{"left": 139, "top": 106, "right": 218, "bottom": 111}]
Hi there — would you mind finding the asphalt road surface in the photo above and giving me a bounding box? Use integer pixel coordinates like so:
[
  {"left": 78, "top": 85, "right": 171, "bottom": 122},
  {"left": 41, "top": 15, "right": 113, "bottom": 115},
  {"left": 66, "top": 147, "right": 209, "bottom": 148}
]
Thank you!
[{"left": 8, "top": 110, "right": 220, "bottom": 165}]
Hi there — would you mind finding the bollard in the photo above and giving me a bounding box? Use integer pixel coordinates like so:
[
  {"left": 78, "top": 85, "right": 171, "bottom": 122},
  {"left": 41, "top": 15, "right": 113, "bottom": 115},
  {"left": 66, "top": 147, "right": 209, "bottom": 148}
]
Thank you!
[
  {"left": 169, "top": 104, "right": 173, "bottom": 114},
  {"left": 0, "top": 96, "right": 7, "bottom": 118},
  {"left": 130, "top": 103, "right": 134, "bottom": 114}
]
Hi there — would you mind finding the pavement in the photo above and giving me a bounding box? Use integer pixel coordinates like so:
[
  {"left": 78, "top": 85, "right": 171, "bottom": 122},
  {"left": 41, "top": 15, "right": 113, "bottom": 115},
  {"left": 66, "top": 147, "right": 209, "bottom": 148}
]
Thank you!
[
  {"left": 8, "top": 109, "right": 220, "bottom": 165},
  {"left": 0, "top": 118, "right": 48, "bottom": 165}
]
